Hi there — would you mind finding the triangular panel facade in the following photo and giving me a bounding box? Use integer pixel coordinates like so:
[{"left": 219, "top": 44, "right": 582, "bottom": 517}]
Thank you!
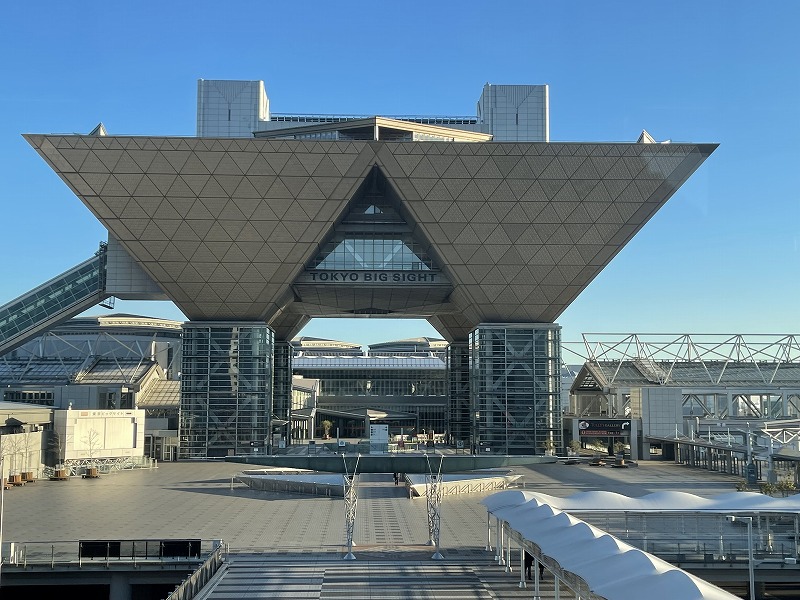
[{"left": 26, "top": 135, "right": 716, "bottom": 340}]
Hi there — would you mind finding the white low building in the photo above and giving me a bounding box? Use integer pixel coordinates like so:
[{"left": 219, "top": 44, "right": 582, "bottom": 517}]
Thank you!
[{"left": 53, "top": 408, "right": 145, "bottom": 466}]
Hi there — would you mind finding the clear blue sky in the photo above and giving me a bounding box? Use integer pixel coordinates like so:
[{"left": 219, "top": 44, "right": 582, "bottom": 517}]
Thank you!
[{"left": 1, "top": 1, "right": 798, "bottom": 346}]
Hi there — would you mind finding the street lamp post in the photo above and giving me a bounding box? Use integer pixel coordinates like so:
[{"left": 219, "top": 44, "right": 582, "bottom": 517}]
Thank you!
[{"left": 728, "top": 515, "right": 755, "bottom": 600}]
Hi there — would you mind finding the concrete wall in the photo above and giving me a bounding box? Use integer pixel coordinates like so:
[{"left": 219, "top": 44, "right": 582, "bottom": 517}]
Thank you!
[
  {"left": 0, "top": 430, "right": 44, "bottom": 476},
  {"left": 53, "top": 409, "right": 145, "bottom": 462},
  {"left": 641, "top": 387, "right": 683, "bottom": 438}
]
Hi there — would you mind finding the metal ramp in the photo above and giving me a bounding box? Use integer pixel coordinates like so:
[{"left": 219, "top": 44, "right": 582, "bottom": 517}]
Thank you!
[{"left": 0, "top": 246, "right": 110, "bottom": 355}]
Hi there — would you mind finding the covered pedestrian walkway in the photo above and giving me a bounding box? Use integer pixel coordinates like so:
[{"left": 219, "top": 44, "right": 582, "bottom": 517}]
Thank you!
[{"left": 483, "top": 490, "right": 740, "bottom": 600}]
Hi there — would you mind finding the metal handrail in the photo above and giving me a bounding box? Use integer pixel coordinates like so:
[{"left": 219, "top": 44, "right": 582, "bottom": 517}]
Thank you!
[
  {"left": 2, "top": 539, "right": 217, "bottom": 568},
  {"left": 165, "top": 542, "right": 227, "bottom": 600}
]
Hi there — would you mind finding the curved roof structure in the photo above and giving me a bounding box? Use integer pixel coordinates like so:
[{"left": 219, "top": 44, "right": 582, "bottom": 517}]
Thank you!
[
  {"left": 63, "top": 314, "right": 183, "bottom": 331},
  {"left": 499, "top": 489, "right": 800, "bottom": 513},
  {"left": 26, "top": 134, "right": 715, "bottom": 340},
  {"left": 0, "top": 357, "right": 159, "bottom": 386},
  {"left": 483, "top": 490, "right": 739, "bottom": 600}
]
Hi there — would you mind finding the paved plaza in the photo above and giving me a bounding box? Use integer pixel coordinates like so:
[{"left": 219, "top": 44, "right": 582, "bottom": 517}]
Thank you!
[
  {"left": 1, "top": 459, "right": 743, "bottom": 598},
  {"left": 3, "top": 458, "right": 739, "bottom": 548}
]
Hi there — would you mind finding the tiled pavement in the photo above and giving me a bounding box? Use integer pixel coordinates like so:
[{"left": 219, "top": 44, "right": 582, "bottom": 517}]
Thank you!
[{"left": 2, "top": 458, "right": 740, "bottom": 598}]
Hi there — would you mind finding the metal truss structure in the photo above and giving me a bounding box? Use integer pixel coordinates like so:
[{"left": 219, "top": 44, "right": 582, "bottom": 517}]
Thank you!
[
  {"left": 572, "top": 334, "right": 800, "bottom": 385},
  {"left": 760, "top": 419, "right": 800, "bottom": 449},
  {"left": 55, "top": 456, "right": 156, "bottom": 477},
  {"left": 342, "top": 454, "right": 360, "bottom": 560},
  {"left": 568, "top": 334, "right": 800, "bottom": 423},
  {"left": 1, "top": 325, "right": 181, "bottom": 385},
  {"left": 424, "top": 453, "right": 444, "bottom": 560}
]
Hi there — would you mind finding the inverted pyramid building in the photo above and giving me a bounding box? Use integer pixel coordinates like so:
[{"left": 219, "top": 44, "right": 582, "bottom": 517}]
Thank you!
[{"left": 26, "top": 133, "right": 715, "bottom": 341}]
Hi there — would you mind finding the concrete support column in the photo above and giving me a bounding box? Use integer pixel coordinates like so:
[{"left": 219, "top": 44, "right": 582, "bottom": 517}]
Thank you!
[
  {"left": 109, "top": 573, "right": 132, "bottom": 600},
  {"left": 756, "top": 581, "right": 767, "bottom": 599},
  {"left": 572, "top": 418, "right": 580, "bottom": 450}
]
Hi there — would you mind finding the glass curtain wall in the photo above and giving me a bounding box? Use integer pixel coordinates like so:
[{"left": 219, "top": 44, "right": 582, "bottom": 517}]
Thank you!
[
  {"left": 470, "top": 324, "right": 562, "bottom": 455},
  {"left": 448, "top": 341, "right": 470, "bottom": 446},
  {"left": 293, "top": 368, "right": 446, "bottom": 397},
  {"left": 180, "top": 323, "right": 273, "bottom": 458},
  {"left": 273, "top": 341, "right": 292, "bottom": 446}
]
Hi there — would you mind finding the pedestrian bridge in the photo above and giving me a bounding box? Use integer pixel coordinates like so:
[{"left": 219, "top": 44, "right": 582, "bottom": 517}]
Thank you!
[
  {"left": 484, "top": 489, "right": 800, "bottom": 599},
  {"left": 0, "top": 251, "right": 109, "bottom": 355}
]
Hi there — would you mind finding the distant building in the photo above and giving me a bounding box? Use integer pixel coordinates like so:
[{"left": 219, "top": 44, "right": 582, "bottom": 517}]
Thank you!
[
  {"left": 369, "top": 337, "right": 448, "bottom": 359},
  {"left": 291, "top": 337, "right": 362, "bottom": 356},
  {"left": 197, "top": 80, "right": 549, "bottom": 141},
  {"left": 1, "top": 315, "right": 181, "bottom": 461},
  {"left": 567, "top": 334, "right": 800, "bottom": 469},
  {"left": 289, "top": 337, "right": 450, "bottom": 440}
]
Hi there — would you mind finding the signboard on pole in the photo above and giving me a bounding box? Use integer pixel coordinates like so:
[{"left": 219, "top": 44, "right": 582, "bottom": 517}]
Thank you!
[
  {"left": 578, "top": 419, "right": 632, "bottom": 437},
  {"left": 369, "top": 424, "right": 389, "bottom": 454}
]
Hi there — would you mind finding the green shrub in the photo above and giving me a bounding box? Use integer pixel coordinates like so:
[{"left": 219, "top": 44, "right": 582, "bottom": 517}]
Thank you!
[{"left": 760, "top": 482, "right": 778, "bottom": 496}]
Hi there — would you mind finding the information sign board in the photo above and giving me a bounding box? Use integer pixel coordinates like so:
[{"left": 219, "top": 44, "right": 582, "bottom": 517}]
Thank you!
[{"left": 578, "top": 419, "right": 632, "bottom": 437}]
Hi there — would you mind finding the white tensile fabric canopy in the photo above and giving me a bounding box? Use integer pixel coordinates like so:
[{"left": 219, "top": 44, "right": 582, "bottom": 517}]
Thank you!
[
  {"left": 501, "top": 489, "right": 800, "bottom": 513},
  {"left": 483, "top": 490, "right": 740, "bottom": 600}
]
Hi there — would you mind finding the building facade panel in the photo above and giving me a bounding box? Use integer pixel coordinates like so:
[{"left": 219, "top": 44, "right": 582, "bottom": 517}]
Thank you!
[
  {"left": 448, "top": 341, "right": 470, "bottom": 445},
  {"left": 180, "top": 322, "right": 273, "bottom": 458},
  {"left": 26, "top": 135, "right": 716, "bottom": 344},
  {"left": 470, "top": 324, "right": 562, "bottom": 454}
]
